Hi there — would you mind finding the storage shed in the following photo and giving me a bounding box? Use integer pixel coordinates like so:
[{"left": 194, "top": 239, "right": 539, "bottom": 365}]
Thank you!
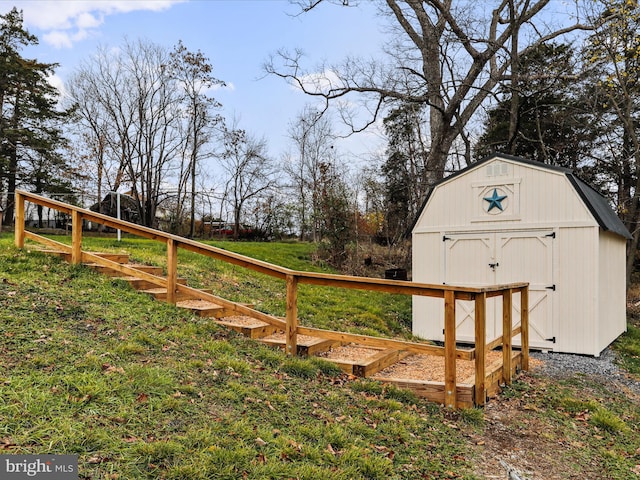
[{"left": 412, "top": 153, "right": 630, "bottom": 356}]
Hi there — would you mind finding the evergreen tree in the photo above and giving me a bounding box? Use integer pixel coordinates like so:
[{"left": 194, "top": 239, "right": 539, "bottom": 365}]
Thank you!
[
  {"left": 475, "top": 43, "right": 594, "bottom": 170},
  {"left": 0, "top": 7, "right": 71, "bottom": 225},
  {"left": 381, "top": 102, "right": 428, "bottom": 244},
  {"left": 581, "top": 0, "right": 640, "bottom": 285}
]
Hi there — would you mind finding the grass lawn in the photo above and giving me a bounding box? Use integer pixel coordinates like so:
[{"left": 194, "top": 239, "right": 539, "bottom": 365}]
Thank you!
[{"left": 1, "top": 232, "right": 639, "bottom": 479}]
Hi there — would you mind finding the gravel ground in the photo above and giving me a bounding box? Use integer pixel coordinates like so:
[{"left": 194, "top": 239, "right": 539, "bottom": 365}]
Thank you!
[{"left": 530, "top": 347, "right": 640, "bottom": 395}]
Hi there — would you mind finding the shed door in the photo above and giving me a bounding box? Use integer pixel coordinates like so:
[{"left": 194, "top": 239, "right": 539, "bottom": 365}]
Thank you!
[{"left": 444, "top": 230, "right": 555, "bottom": 349}]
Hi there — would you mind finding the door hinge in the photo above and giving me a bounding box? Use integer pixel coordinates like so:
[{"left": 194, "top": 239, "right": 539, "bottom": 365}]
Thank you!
[
  {"left": 545, "top": 232, "right": 556, "bottom": 238},
  {"left": 545, "top": 336, "right": 556, "bottom": 344},
  {"left": 546, "top": 284, "right": 556, "bottom": 291},
  {"left": 443, "top": 235, "right": 451, "bottom": 241}
]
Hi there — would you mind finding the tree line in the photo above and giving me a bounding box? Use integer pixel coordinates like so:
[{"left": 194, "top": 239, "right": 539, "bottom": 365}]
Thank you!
[{"left": 1, "top": 1, "right": 640, "bottom": 282}]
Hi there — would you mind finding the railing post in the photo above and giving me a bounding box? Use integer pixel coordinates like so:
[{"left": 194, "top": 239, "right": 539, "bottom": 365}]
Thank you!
[
  {"left": 520, "top": 286, "right": 529, "bottom": 371},
  {"left": 444, "top": 289, "right": 456, "bottom": 408},
  {"left": 285, "top": 274, "right": 299, "bottom": 357},
  {"left": 502, "top": 288, "right": 513, "bottom": 385},
  {"left": 14, "top": 191, "right": 25, "bottom": 248},
  {"left": 474, "top": 292, "right": 487, "bottom": 406},
  {"left": 166, "top": 238, "right": 178, "bottom": 304},
  {"left": 71, "top": 209, "right": 83, "bottom": 264}
]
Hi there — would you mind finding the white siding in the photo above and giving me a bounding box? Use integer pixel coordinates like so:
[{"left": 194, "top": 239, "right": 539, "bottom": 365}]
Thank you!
[
  {"left": 553, "top": 227, "right": 598, "bottom": 354},
  {"left": 412, "top": 155, "right": 627, "bottom": 355},
  {"left": 412, "top": 232, "right": 445, "bottom": 341},
  {"left": 598, "top": 231, "right": 627, "bottom": 354}
]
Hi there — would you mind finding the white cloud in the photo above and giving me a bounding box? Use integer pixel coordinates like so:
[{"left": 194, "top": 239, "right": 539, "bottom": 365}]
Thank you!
[
  {"left": 294, "top": 69, "right": 343, "bottom": 94},
  {"left": 42, "top": 31, "right": 72, "bottom": 49},
  {"left": 13, "top": 0, "right": 186, "bottom": 48}
]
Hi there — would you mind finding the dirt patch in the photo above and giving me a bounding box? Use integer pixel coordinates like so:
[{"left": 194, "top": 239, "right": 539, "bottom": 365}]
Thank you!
[{"left": 469, "top": 363, "right": 634, "bottom": 480}]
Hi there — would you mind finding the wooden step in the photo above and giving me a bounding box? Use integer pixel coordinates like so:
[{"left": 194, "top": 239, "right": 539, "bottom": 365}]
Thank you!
[
  {"left": 88, "top": 263, "right": 163, "bottom": 277},
  {"left": 259, "top": 332, "right": 340, "bottom": 357},
  {"left": 115, "top": 276, "right": 187, "bottom": 291},
  {"left": 175, "top": 299, "right": 226, "bottom": 318},
  {"left": 215, "top": 316, "right": 278, "bottom": 339},
  {"left": 38, "top": 249, "right": 130, "bottom": 264},
  {"left": 140, "top": 287, "right": 213, "bottom": 302},
  {"left": 318, "top": 346, "right": 410, "bottom": 377}
]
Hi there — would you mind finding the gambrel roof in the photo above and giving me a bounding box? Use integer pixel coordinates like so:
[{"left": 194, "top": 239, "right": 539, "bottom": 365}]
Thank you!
[{"left": 412, "top": 153, "right": 632, "bottom": 240}]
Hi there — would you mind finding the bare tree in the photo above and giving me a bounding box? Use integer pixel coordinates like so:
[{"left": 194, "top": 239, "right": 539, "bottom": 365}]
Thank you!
[
  {"left": 67, "top": 39, "right": 186, "bottom": 227},
  {"left": 220, "top": 125, "right": 276, "bottom": 239},
  {"left": 267, "top": 0, "right": 592, "bottom": 194},
  {"left": 284, "top": 105, "right": 335, "bottom": 241},
  {"left": 169, "top": 40, "right": 225, "bottom": 237}
]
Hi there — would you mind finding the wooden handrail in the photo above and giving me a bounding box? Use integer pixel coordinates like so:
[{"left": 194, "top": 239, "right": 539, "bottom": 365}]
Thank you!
[{"left": 14, "top": 189, "right": 529, "bottom": 408}]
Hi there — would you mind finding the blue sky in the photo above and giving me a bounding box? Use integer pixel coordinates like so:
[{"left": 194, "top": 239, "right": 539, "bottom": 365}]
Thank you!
[{"left": 9, "top": 0, "right": 389, "bottom": 162}]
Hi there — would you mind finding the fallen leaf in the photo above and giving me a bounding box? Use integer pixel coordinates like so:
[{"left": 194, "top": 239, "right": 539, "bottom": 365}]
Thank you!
[
  {"left": 255, "top": 437, "right": 267, "bottom": 447},
  {"left": 87, "top": 456, "right": 110, "bottom": 464},
  {"left": 136, "top": 393, "right": 148, "bottom": 403}
]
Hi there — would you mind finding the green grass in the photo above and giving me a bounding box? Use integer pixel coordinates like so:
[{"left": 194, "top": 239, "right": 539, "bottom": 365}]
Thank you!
[
  {"left": 3, "top": 232, "right": 640, "bottom": 479},
  {"left": 40, "top": 235, "right": 413, "bottom": 339},
  {"left": 614, "top": 324, "right": 640, "bottom": 375},
  {"left": 0, "top": 234, "right": 475, "bottom": 479}
]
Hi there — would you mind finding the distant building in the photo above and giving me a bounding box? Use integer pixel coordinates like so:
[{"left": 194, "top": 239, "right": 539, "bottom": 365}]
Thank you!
[{"left": 89, "top": 192, "right": 141, "bottom": 225}]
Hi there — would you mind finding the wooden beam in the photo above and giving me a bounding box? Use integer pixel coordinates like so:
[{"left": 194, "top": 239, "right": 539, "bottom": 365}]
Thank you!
[
  {"left": 520, "top": 286, "right": 530, "bottom": 371},
  {"left": 486, "top": 326, "right": 522, "bottom": 351},
  {"left": 502, "top": 289, "right": 513, "bottom": 385},
  {"left": 71, "top": 210, "right": 83, "bottom": 265},
  {"left": 166, "top": 238, "right": 178, "bottom": 304},
  {"left": 15, "top": 191, "right": 25, "bottom": 248},
  {"left": 24, "top": 231, "right": 71, "bottom": 252},
  {"left": 444, "top": 290, "right": 456, "bottom": 409},
  {"left": 285, "top": 274, "right": 298, "bottom": 357},
  {"left": 474, "top": 292, "right": 487, "bottom": 406},
  {"left": 373, "top": 378, "right": 474, "bottom": 409}
]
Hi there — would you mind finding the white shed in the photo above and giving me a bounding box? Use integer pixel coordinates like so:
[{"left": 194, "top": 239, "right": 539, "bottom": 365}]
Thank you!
[{"left": 412, "top": 154, "right": 630, "bottom": 356}]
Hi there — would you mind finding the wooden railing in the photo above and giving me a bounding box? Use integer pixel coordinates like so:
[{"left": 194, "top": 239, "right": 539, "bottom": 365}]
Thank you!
[{"left": 14, "top": 190, "right": 528, "bottom": 408}]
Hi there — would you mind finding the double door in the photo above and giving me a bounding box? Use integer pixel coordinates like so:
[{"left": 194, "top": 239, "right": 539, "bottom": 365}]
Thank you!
[{"left": 443, "top": 230, "right": 555, "bottom": 349}]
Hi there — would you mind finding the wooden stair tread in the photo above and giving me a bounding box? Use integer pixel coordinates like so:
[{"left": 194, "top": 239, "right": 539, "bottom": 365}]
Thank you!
[
  {"left": 259, "top": 332, "right": 340, "bottom": 356},
  {"left": 260, "top": 332, "right": 328, "bottom": 347},
  {"left": 37, "top": 249, "right": 129, "bottom": 263},
  {"left": 215, "top": 315, "right": 278, "bottom": 339},
  {"left": 88, "top": 263, "right": 163, "bottom": 275},
  {"left": 217, "top": 315, "right": 271, "bottom": 328},
  {"left": 317, "top": 344, "right": 410, "bottom": 377},
  {"left": 176, "top": 299, "right": 224, "bottom": 310}
]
